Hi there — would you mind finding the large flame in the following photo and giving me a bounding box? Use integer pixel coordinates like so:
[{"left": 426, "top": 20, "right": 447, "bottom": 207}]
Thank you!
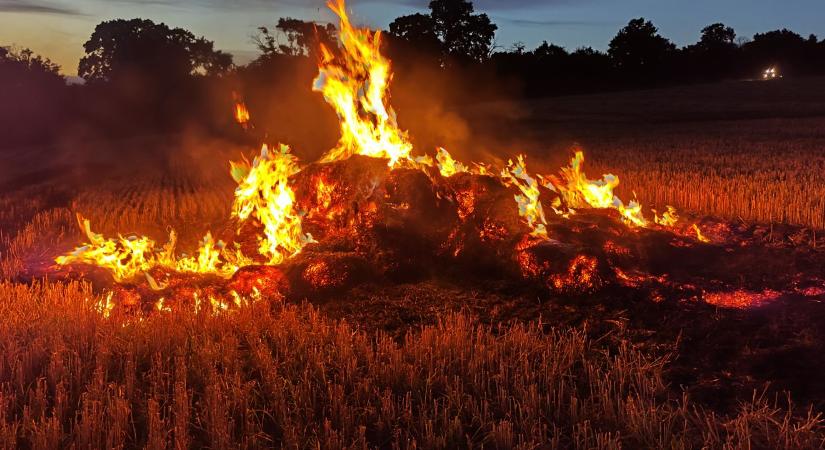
[
  {"left": 231, "top": 144, "right": 315, "bottom": 264},
  {"left": 313, "top": 0, "right": 414, "bottom": 167}
]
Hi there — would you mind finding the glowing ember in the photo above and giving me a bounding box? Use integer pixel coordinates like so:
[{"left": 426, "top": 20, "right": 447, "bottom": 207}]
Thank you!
[
  {"left": 704, "top": 289, "right": 781, "bottom": 309},
  {"left": 550, "top": 255, "right": 601, "bottom": 294}
]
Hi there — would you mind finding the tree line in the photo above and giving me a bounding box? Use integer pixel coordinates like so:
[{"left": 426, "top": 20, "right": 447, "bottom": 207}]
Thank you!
[{"left": 3, "top": 0, "right": 825, "bottom": 150}]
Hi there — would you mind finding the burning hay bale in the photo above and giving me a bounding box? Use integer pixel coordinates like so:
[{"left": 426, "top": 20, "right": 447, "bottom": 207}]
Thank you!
[{"left": 49, "top": 0, "right": 741, "bottom": 315}]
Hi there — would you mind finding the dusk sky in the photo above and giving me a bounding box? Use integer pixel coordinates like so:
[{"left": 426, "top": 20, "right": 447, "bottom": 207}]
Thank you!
[{"left": 1, "top": 0, "right": 823, "bottom": 76}]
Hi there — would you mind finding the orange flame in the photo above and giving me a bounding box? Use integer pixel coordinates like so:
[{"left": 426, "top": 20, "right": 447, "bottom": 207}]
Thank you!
[
  {"left": 436, "top": 148, "right": 468, "bottom": 177},
  {"left": 313, "top": 0, "right": 415, "bottom": 167},
  {"left": 231, "top": 144, "right": 315, "bottom": 264},
  {"left": 654, "top": 206, "right": 679, "bottom": 227},
  {"left": 55, "top": 215, "right": 241, "bottom": 282},
  {"left": 693, "top": 224, "right": 710, "bottom": 243},
  {"left": 235, "top": 102, "right": 250, "bottom": 127},
  {"left": 546, "top": 151, "right": 647, "bottom": 227},
  {"left": 501, "top": 155, "right": 549, "bottom": 239}
]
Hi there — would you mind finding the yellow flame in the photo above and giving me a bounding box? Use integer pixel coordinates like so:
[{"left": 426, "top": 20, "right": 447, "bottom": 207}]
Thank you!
[
  {"left": 232, "top": 144, "right": 314, "bottom": 264},
  {"left": 235, "top": 102, "right": 250, "bottom": 126},
  {"left": 313, "top": 0, "right": 414, "bottom": 167},
  {"left": 693, "top": 224, "right": 710, "bottom": 243},
  {"left": 55, "top": 215, "right": 161, "bottom": 282},
  {"left": 501, "top": 155, "right": 548, "bottom": 239},
  {"left": 436, "top": 148, "right": 468, "bottom": 178},
  {"left": 56, "top": 215, "right": 243, "bottom": 282},
  {"left": 98, "top": 291, "right": 115, "bottom": 318},
  {"left": 546, "top": 151, "right": 647, "bottom": 227},
  {"left": 654, "top": 206, "right": 679, "bottom": 227}
]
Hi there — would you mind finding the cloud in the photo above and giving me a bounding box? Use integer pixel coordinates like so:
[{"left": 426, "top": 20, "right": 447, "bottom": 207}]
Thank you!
[{"left": 0, "top": 0, "right": 84, "bottom": 15}]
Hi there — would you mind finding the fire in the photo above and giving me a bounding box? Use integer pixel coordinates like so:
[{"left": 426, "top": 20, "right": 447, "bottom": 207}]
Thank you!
[
  {"left": 174, "top": 232, "right": 246, "bottom": 277},
  {"left": 55, "top": 0, "right": 720, "bottom": 314},
  {"left": 235, "top": 102, "right": 250, "bottom": 127},
  {"left": 315, "top": 177, "right": 336, "bottom": 211},
  {"left": 313, "top": 0, "right": 414, "bottom": 168},
  {"left": 654, "top": 206, "right": 679, "bottom": 227},
  {"left": 231, "top": 144, "right": 315, "bottom": 265},
  {"left": 55, "top": 215, "right": 240, "bottom": 282},
  {"left": 436, "top": 148, "right": 468, "bottom": 177},
  {"left": 232, "top": 91, "right": 251, "bottom": 127},
  {"left": 550, "top": 255, "right": 601, "bottom": 294},
  {"left": 546, "top": 151, "right": 647, "bottom": 227},
  {"left": 55, "top": 215, "right": 165, "bottom": 282},
  {"left": 501, "top": 156, "right": 548, "bottom": 239},
  {"left": 693, "top": 224, "right": 710, "bottom": 243}
]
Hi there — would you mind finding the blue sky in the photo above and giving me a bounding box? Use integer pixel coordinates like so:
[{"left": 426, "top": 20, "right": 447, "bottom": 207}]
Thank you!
[{"left": 1, "top": 0, "right": 823, "bottom": 76}]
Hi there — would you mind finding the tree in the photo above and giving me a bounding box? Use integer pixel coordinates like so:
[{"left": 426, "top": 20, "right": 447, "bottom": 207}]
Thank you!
[
  {"left": 741, "top": 29, "right": 817, "bottom": 75},
  {"left": 255, "top": 18, "right": 336, "bottom": 58},
  {"left": 698, "top": 23, "right": 736, "bottom": 50},
  {"left": 679, "top": 23, "right": 739, "bottom": 81},
  {"left": 532, "top": 41, "right": 568, "bottom": 61},
  {"left": 388, "top": 0, "right": 497, "bottom": 64},
  {"left": 430, "top": 0, "right": 497, "bottom": 62},
  {"left": 0, "top": 46, "right": 67, "bottom": 148},
  {"left": 388, "top": 13, "right": 439, "bottom": 49},
  {"left": 78, "top": 19, "right": 232, "bottom": 83},
  {"left": 0, "top": 46, "right": 63, "bottom": 87},
  {"left": 608, "top": 18, "right": 675, "bottom": 80}
]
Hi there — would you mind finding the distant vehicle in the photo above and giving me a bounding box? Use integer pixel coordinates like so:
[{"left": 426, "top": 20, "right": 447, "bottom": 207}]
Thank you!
[{"left": 762, "top": 66, "right": 782, "bottom": 80}]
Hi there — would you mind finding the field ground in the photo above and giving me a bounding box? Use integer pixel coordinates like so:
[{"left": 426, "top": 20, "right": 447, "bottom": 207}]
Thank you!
[{"left": 2, "top": 77, "right": 825, "bottom": 447}]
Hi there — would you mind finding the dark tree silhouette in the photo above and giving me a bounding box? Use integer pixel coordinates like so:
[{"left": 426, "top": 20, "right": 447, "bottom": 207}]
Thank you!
[
  {"left": 387, "top": 13, "right": 441, "bottom": 53},
  {"left": 430, "top": 0, "right": 497, "bottom": 62},
  {"left": 0, "top": 46, "right": 62, "bottom": 87},
  {"left": 698, "top": 23, "right": 737, "bottom": 49},
  {"left": 609, "top": 18, "right": 676, "bottom": 81},
  {"left": 0, "top": 47, "right": 67, "bottom": 149},
  {"left": 678, "top": 23, "right": 739, "bottom": 81},
  {"left": 255, "top": 18, "right": 336, "bottom": 59},
  {"left": 389, "top": 0, "right": 497, "bottom": 64},
  {"left": 533, "top": 41, "right": 569, "bottom": 61},
  {"left": 78, "top": 19, "right": 232, "bottom": 83},
  {"left": 742, "top": 29, "right": 811, "bottom": 75}
]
